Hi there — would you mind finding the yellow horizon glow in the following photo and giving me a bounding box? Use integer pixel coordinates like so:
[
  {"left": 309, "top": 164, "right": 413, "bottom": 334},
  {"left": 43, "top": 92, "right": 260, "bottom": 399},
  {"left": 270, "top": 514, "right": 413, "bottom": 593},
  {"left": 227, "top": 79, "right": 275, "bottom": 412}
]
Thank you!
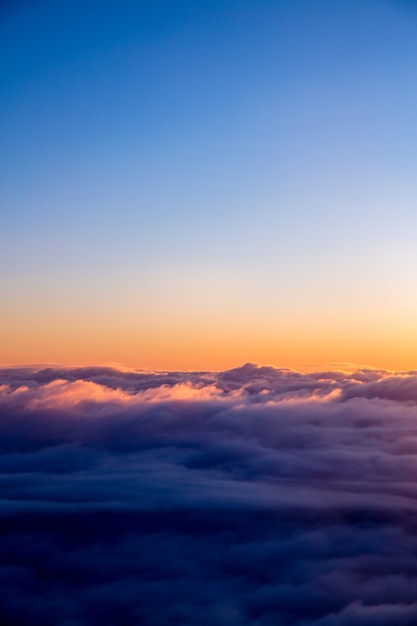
[
  {"left": 2, "top": 261, "right": 416, "bottom": 373},
  {"left": 2, "top": 316, "right": 416, "bottom": 372}
]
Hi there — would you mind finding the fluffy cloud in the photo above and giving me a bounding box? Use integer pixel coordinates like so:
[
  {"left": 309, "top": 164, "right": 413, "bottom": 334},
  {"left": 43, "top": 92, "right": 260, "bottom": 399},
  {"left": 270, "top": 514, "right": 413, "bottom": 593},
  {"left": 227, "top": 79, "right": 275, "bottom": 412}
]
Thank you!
[{"left": 0, "top": 363, "right": 417, "bottom": 624}]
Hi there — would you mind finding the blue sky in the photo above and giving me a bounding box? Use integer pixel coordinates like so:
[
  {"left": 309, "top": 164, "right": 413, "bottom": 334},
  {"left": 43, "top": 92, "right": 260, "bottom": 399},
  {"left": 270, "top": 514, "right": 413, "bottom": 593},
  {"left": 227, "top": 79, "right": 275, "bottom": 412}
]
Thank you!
[{"left": 2, "top": 0, "right": 417, "bottom": 368}]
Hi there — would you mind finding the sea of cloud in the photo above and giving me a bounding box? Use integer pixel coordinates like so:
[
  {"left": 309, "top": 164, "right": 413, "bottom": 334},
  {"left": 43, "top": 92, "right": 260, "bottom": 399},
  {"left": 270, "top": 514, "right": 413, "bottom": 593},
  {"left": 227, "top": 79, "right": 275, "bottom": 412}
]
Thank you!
[{"left": 1, "top": 363, "right": 417, "bottom": 625}]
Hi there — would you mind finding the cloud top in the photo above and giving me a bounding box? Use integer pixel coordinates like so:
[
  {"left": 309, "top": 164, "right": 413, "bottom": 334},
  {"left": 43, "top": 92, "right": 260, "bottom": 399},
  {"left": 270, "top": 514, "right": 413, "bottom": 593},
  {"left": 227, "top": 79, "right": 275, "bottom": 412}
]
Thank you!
[{"left": 1, "top": 364, "right": 417, "bottom": 624}]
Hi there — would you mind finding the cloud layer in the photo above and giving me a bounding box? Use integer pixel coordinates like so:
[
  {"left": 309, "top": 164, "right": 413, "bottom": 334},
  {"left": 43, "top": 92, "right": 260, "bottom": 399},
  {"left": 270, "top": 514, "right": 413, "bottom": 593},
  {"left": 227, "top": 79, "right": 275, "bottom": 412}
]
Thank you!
[{"left": 1, "top": 363, "right": 417, "bottom": 625}]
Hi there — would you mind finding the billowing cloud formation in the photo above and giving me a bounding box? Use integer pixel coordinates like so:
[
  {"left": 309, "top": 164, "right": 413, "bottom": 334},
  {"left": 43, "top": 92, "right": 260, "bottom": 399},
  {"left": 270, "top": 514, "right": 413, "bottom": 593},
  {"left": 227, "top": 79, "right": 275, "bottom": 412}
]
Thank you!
[{"left": 1, "top": 363, "right": 417, "bottom": 625}]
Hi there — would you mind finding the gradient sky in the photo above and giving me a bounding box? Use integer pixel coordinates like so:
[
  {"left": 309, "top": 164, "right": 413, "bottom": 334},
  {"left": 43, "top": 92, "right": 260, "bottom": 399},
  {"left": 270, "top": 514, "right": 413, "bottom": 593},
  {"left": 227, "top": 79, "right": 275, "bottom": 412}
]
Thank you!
[{"left": 2, "top": 0, "right": 417, "bottom": 370}]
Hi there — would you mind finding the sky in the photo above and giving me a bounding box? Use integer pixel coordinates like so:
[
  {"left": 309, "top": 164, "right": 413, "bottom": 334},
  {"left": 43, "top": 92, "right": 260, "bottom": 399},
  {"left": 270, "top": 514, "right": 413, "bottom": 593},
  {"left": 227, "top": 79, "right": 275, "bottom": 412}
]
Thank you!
[{"left": 2, "top": 0, "right": 417, "bottom": 370}]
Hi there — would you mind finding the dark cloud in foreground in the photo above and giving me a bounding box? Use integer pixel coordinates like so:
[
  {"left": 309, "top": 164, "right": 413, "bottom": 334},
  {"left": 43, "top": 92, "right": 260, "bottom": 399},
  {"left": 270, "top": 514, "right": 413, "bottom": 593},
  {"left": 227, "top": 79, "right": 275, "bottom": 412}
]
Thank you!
[{"left": 1, "top": 364, "right": 417, "bottom": 625}]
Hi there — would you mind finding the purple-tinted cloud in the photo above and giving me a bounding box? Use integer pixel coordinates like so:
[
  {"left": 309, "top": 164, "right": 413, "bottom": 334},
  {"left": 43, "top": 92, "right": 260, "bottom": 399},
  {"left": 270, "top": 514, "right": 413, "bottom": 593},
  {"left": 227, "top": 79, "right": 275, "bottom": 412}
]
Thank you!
[{"left": 0, "top": 364, "right": 417, "bottom": 624}]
